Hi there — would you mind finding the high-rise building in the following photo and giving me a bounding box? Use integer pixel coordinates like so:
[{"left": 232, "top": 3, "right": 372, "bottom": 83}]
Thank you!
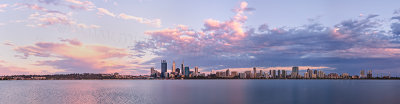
[
  {"left": 342, "top": 73, "right": 350, "bottom": 78},
  {"left": 259, "top": 70, "right": 264, "bottom": 78},
  {"left": 195, "top": 66, "right": 199, "bottom": 77},
  {"left": 360, "top": 70, "right": 366, "bottom": 78},
  {"left": 253, "top": 67, "right": 257, "bottom": 78},
  {"left": 150, "top": 67, "right": 156, "bottom": 77},
  {"left": 226, "top": 69, "right": 230, "bottom": 77},
  {"left": 282, "top": 70, "right": 286, "bottom": 78},
  {"left": 231, "top": 71, "right": 238, "bottom": 77},
  {"left": 272, "top": 70, "right": 276, "bottom": 78},
  {"left": 291, "top": 66, "right": 299, "bottom": 78},
  {"left": 269, "top": 70, "right": 272, "bottom": 78},
  {"left": 307, "top": 69, "right": 313, "bottom": 79},
  {"left": 278, "top": 70, "right": 281, "bottom": 78},
  {"left": 245, "top": 71, "right": 251, "bottom": 79},
  {"left": 175, "top": 68, "right": 180, "bottom": 75},
  {"left": 161, "top": 60, "right": 167, "bottom": 78},
  {"left": 185, "top": 66, "right": 190, "bottom": 77},
  {"left": 181, "top": 61, "right": 184, "bottom": 75},
  {"left": 367, "top": 70, "right": 373, "bottom": 78},
  {"left": 239, "top": 73, "right": 246, "bottom": 79},
  {"left": 172, "top": 61, "right": 176, "bottom": 73}
]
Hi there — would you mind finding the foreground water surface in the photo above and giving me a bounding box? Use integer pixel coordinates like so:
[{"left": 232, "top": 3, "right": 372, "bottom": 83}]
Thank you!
[{"left": 0, "top": 80, "right": 399, "bottom": 104}]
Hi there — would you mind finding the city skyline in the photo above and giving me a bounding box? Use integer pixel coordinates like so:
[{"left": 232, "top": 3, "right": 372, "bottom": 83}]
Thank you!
[
  {"left": 1, "top": 0, "right": 400, "bottom": 76},
  {"left": 147, "top": 59, "right": 391, "bottom": 79}
]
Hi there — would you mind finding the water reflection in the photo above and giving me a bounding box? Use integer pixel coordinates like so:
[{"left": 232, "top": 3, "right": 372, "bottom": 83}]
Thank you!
[{"left": 0, "top": 80, "right": 399, "bottom": 104}]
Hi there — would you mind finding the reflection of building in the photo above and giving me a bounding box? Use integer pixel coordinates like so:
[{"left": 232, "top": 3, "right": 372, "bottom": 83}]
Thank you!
[
  {"left": 161, "top": 60, "right": 167, "bottom": 78},
  {"left": 291, "top": 66, "right": 299, "bottom": 78}
]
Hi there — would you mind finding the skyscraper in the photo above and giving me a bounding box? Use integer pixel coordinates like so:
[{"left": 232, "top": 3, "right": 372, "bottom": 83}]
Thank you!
[
  {"left": 367, "top": 70, "right": 373, "bottom": 78},
  {"left": 278, "top": 70, "right": 281, "bottom": 78},
  {"left": 291, "top": 66, "right": 299, "bottom": 78},
  {"left": 272, "top": 70, "right": 276, "bottom": 78},
  {"left": 282, "top": 70, "right": 286, "bottom": 79},
  {"left": 185, "top": 66, "right": 190, "bottom": 77},
  {"left": 181, "top": 60, "right": 184, "bottom": 75},
  {"left": 253, "top": 67, "right": 256, "bottom": 78},
  {"left": 195, "top": 66, "right": 199, "bottom": 77},
  {"left": 161, "top": 60, "right": 167, "bottom": 78},
  {"left": 226, "top": 69, "right": 230, "bottom": 77},
  {"left": 176, "top": 68, "right": 180, "bottom": 74},
  {"left": 150, "top": 67, "right": 155, "bottom": 77},
  {"left": 172, "top": 61, "right": 176, "bottom": 73},
  {"left": 307, "top": 68, "right": 313, "bottom": 79},
  {"left": 360, "top": 70, "right": 366, "bottom": 78}
]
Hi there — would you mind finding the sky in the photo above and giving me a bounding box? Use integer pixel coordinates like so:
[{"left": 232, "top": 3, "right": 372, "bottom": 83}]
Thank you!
[{"left": 1, "top": 0, "right": 400, "bottom": 76}]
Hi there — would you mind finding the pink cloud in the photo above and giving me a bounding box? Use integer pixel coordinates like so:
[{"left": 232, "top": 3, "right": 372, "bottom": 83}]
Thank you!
[
  {"left": 14, "top": 39, "right": 137, "bottom": 73},
  {"left": 97, "top": 8, "right": 115, "bottom": 17},
  {"left": 118, "top": 13, "right": 161, "bottom": 27}
]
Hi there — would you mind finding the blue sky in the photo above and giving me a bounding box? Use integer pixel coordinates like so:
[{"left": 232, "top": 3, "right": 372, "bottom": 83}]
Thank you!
[{"left": 1, "top": 0, "right": 400, "bottom": 76}]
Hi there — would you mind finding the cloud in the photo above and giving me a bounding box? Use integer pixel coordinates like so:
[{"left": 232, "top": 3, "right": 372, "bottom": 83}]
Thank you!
[
  {"left": 13, "top": 3, "right": 99, "bottom": 29},
  {"left": 14, "top": 39, "right": 140, "bottom": 74},
  {"left": 118, "top": 13, "right": 161, "bottom": 27},
  {"left": 0, "top": 61, "right": 33, "bottom": 75},
  {"left": 0, "top": 4, "right": 8, "bottom": 12},
  {"left": 97, "top": 8, "right": 115, "bottom": 17},
  {"left": 133, "top": 2, "right": 400, "bottom": 74}
]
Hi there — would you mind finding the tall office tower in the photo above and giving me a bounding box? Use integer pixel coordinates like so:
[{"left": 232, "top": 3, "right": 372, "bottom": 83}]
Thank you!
[
  {"left": 245, "top": 71, "right": 251, "bottom": 79},
  {"left": 226, "top": 69, "right": 230, "bottom": 77},
  {"left": 161, "top": 60, "right": 167, "bottom": 78},
  {"left": 150, "top": 67, "right": 155, "bottom": 77},
  {"left": 307, "top": 69, "right": 313, "bottom": 78},
  {"left": 176, "top": 68, "right": 180, "bottom": 74},
  {"left": 282, "top": 70, "right": 286, "bottom": 78},
  {"left": 367, "top": 70, "right": 373, "bottom": 78},
  {"left": 231, "top": 71, "right": 238, "bottom": 77},
  {"left": 195, "top": 66, "right": 199, "bottom": 77},
  {"left": 291, "top": 66, "right": 299, "bottom": 78},
  {"left": 269, "top": 70, "right": 272, "bottom": 78},
  {"left": 253, "top": 67, "right": 257, "bottom": 78},
  {"left": 259, "top": 70, "right": 264, "bottom": 78},
  {"left": 314, "top": 70, "right": 318, "bottom": 75},
  {"left": 172, "top": 61, "right": 176, "bottom": 73},
  {"left": 360, "top": 70, "right": 366, "bottom": 78},
  {"left": 181, "top": 61, "right": 184, "bottom": 75},
  {"left": 272, "top": 70, "right": 276, "bottom": 78},
  {"left": 277, "top": 70, "right": 281, "bottom": 78},
  {"left": 318, "top": 70, "right": 325, "bottom": 78},
  {"left": 184, "top": 66, "right": 190, "bottom": 77}
]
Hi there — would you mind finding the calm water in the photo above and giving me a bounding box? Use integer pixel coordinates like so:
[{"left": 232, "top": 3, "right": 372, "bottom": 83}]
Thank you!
[{"left": 0, "top": 80, "right": 399, "bottom": 104}]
